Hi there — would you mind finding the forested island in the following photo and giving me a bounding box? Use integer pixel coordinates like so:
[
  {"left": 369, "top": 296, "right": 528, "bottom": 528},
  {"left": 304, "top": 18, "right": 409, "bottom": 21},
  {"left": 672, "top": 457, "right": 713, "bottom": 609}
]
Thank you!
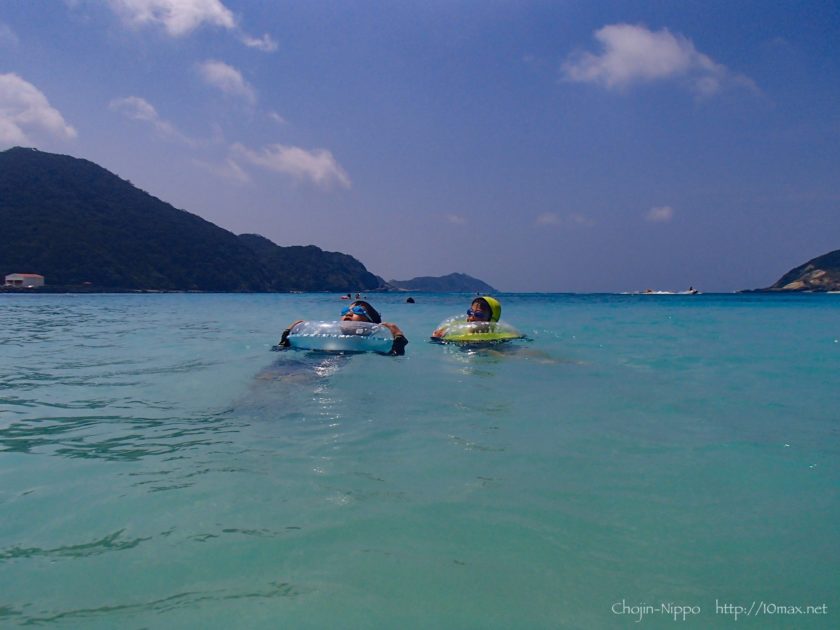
[
  {"left": 388, "top": 273, "right": 496, "bottom": 293},
  {"left": 0, "top": 147, "right": 493, "bottom": 293}
]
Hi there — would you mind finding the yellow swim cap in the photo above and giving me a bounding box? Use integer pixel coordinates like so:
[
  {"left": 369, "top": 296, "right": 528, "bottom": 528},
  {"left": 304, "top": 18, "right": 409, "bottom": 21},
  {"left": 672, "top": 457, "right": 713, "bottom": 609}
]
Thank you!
[{"left": 479, "top": 296, "right": 501, "bottom": 322}]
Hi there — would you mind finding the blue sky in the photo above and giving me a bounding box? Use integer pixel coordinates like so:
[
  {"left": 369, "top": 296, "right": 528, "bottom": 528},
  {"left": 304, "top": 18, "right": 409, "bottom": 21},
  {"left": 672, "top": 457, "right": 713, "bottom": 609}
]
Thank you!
[{"left": 1, "top": 1, "right": 838, "bottom": 292}]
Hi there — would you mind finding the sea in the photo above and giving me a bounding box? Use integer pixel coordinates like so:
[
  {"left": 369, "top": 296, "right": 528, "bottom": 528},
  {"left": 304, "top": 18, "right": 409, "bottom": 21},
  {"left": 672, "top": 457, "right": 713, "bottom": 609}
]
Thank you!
[{"left": 1, "top": 292, "right": 837, "bottom": 628}]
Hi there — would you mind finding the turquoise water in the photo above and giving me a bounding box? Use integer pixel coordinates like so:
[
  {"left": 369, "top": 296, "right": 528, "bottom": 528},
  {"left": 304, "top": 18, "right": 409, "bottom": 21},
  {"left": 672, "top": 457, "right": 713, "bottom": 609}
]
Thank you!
[{"left": 1, "top": 293, "right": 838, "bottom": 628}]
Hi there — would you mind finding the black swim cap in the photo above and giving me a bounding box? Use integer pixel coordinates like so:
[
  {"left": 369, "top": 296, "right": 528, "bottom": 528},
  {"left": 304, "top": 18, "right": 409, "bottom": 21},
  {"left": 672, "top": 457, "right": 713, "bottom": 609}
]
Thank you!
[{"left": 350, "top": 300, "right": 381, "bottom": 323}]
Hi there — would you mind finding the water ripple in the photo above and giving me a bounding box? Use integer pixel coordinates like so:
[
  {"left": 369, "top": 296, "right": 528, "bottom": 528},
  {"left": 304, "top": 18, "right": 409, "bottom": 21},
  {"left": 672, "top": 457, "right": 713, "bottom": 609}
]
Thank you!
[
  {"left": 0, "top": 529, "right": 151, "bottom": 561},
  {"left": 0, "top": 413, "right": 237, "bottom": 461},
  {"left": 5, "top": 581, "right": 306, "bottom": 625}
]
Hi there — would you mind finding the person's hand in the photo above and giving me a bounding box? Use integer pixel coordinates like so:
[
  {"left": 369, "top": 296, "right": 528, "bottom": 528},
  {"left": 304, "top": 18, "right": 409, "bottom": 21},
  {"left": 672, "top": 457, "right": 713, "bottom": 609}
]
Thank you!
[
  {"left": 379, "top": 322, "right": 407, "bottom": 355},
  {"left": 390, "top": 333, "right": 408, "bottom": 355},
  {"left": 277, "top": 329, "right": 292, "bottom": 348},
  {"left": 278, "top": 320, "right": 305, "bottom": 347}
]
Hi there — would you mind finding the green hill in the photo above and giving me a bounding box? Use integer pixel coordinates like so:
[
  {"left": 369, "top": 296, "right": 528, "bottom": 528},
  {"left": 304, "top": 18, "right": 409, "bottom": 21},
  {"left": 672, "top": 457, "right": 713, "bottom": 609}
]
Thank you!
[
  {"left": 238, "top": 234, "right": 383, "bottom": 292},
  {"left": 0, "top": 147, "right": 381, "bottom": 292}
]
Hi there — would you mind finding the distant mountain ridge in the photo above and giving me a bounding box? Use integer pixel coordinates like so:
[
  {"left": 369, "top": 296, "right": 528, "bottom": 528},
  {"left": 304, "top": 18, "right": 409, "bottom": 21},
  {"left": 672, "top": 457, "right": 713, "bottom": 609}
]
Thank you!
[
  {"left": 757, "top": 249, "right": 840, "bottom": 292},
  {"left": 388, "top": 272, "right": 496, "bottom": 293},
  {"left": 238, "top": 233, "right": 383, "bottom": 292},
  {"left": 0, "top": 147, "right": 384, "bottom": 292}
]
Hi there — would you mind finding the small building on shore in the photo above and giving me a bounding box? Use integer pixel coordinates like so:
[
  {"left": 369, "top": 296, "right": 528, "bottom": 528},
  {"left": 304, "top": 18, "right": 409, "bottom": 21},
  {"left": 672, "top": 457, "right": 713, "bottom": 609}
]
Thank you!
[{"left": 4, "top": 273, "right": 45, "bottom": 288}]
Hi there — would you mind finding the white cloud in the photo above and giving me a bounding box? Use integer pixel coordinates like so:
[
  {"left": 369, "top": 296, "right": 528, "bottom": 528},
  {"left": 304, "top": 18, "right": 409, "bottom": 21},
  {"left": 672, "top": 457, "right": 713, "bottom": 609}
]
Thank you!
[
  {"left": 267, "top": 111, "right": 287, "bottom": 125},
  {"left": 198, "top": 60, "right": 256, "bottom": 104},
  {"left": 241, "top": 32, "right": 278, "bottom": 52},
  {"left": 0, "top": 73, "right": 77, "bottom": 147},
  {"left": 0, "top": 22, "right": 19, "bottom": 47},
  {"left": 569, "top": 213, "right": 595, "bottom": 227},
  {"left": 535, "top": 212, "right": 594, "bottom": 227},
  {"left": 232, "top": 143, "right": 351, "bottom": 188},
  {"left": 109, "top": 95, "right": 195, "bottom": 145},
  {"left": 536, "top": 212, "right": 562, "bottom": 225},
  {"left": 194, "top": 157, "right": 251, "bottom": 184},
  {"left": 105, "top": 0, "right": 277, "bottom": 52},
  {"left": 110, "top": 95, "right": 158, "bottom": 122},
  {"left": 0, "top": 118, "right": 27, "bottom": 146},
  {"left": 107, "top": 0, "right": 234, "bottom": 36},
  {"left": 646, "top": 205, "right": 674, "bottom": 222},
  {"left": 562, "top": 24, "right": 756, "bottom": 95},
  {"left": 445, "top": 214, "right": 466, "bottom": 225}
]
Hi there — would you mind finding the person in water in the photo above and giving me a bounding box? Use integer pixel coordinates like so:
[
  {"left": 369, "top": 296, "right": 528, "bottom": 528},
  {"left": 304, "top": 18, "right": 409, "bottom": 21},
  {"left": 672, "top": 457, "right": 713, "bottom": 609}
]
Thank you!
[
  {"left": 431, "top": 295, "right": 501, "bottom": 338},
  {"left": 278, "top": 300, "right": 408, "bottom": 355}
]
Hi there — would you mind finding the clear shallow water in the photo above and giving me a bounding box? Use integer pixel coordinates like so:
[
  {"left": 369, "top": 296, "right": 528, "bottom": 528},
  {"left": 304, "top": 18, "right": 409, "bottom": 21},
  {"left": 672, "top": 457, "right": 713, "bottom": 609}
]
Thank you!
[{"left": 1, "top": 293, "right": 838, "bottom": 628}]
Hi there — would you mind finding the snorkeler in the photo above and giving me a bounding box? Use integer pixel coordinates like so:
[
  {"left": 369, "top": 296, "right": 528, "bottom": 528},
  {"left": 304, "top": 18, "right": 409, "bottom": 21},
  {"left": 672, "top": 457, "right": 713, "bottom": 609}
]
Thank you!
[
  {"left": 432, "top": 295, "right": 501, "bottom": 339},
  {"left": 278, "top": 300, "right": 408, "bottom": 355}
]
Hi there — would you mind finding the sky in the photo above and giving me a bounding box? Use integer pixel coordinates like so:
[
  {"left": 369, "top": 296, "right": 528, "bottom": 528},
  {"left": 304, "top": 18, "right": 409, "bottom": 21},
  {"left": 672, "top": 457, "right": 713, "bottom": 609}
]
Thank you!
[{"left": 1, "top": 0, "right": 839, "bottom": 292}]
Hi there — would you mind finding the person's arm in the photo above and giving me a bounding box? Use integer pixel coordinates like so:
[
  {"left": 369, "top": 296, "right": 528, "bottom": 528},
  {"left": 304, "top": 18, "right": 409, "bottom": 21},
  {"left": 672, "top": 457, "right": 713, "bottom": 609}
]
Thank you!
[
  {"left": 432, "top": 318, "right": 461, "bottom": 338},
  {"left": 277, "top": 319, "right": 305, "bottom": 347},
  {"left": 380, "top": 322, "right": 408, "bottom": 355}
]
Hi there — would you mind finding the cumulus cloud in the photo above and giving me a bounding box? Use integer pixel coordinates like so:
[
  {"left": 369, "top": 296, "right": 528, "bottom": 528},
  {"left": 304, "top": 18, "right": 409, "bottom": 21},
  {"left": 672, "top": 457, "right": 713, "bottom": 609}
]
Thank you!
[
  {"left": 646, "top": 205, "right": 674, "bottom": 222},
  {"left": 231, "top": 143, "right": 351, "bottom": 188},
  {"left": 109, "top": 96, "right": 196, "bottom": 145},
  {"left": 105, "top": 0, "right": 277, "bottom": 52},
  {"left": 0, "top": 73, "right": 77, "bottom": 146},
  {"left": 198, "top": 60, "right": 256, "bottom": 104},
  {"left": 107, "top": 0, "right": 235, "bottom": 36},
  {"left": 562, "top": 24, "right": 756, "bottom": 95}
]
